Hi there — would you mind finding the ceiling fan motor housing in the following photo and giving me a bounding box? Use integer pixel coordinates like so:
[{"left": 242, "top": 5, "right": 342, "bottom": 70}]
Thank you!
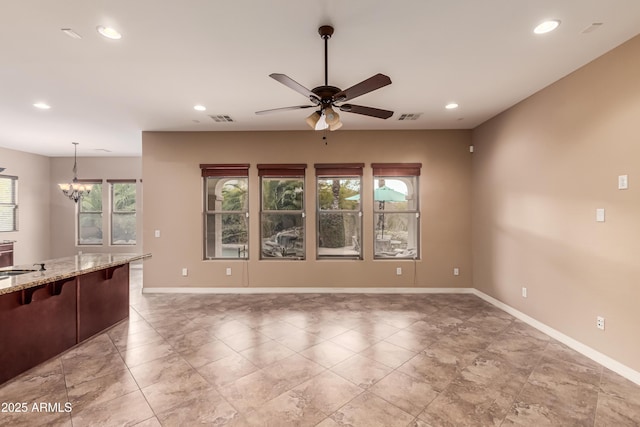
[{"left": 312, "top": 86, "right": 342, "bottom": 107}]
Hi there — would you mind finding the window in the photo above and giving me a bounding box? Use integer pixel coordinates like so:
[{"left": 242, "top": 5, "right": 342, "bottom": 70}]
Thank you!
[
  {"left": 315, "top": 163, "right": 363, "bottom": 259},
  {"left": 0, "top": 175, "right": 18, "bottom": 232},
  {"left": 372, "top": 163, "right": 421, "bottom": 259},
  {"left": 202, "top": 164, "right": 249, "bottom": 259},
  {"left": 78, "top": 181, "right": 103, "bottom": 245},
  {"left": 258, "top": 164, "right": 306, "bottom": 259},
  {"left": 110, "top": 180, "right": 136, "bottom": 245}
]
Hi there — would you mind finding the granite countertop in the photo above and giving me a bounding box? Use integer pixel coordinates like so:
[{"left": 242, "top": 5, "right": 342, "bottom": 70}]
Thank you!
[{"left": 0, "top": 253, "right": 150, "bottom": 296}]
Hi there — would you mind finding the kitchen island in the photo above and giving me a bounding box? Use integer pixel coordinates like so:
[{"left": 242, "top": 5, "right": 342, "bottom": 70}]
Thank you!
[{"left": 0, "top": 253, "right": 149, "bottom": 384}]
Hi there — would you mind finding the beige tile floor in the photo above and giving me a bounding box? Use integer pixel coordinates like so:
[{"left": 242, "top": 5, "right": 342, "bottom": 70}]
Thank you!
[{"left": 1, "top": 268, "right": 640, "bottom": 426}]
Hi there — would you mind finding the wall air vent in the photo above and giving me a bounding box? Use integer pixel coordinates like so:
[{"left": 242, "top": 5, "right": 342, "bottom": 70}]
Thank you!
[
  {"left": 209, "top": 115, "right": 234, "bottom": 123},
  {"left": 398, "top": 113, "right": 422, "bottom": 121}
]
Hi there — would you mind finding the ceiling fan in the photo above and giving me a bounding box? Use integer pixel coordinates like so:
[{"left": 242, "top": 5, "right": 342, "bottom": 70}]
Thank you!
[{"left": 255, "top": 25, "right": 394, "bottom": 131}]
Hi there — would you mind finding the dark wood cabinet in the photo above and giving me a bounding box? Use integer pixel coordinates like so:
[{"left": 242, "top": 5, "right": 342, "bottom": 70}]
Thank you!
[
  {"left": 0, "top": 260, "right": 132, "bottom": 385},
  {"left": 0, "top": 278, "right": 77, "bottom": 384},
  {"left": 0, "top": 242, "right": 13, "bottom": 268},
  {"left": 78, "top": 264, "right": 130, "bottom": 341}
]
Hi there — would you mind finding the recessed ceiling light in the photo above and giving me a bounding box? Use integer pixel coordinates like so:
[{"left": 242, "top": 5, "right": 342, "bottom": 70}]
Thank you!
[
  {"left": 33, "top": 102, "right": 51, "bottom": 110},
  {"left": 194, "top": 105, "right": 207, "bottom": 111},
  {"left": 97, "top": 26, "right": 122, "bottom": 40},
  {"left": 534, "top": 20, "right": 561, "bottom": 34},
  {"left": 445, "top": 103, "right": 459, "bottom": 110}
]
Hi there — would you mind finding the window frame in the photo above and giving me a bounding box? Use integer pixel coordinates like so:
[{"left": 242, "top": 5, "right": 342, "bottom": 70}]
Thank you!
[
  {"left": 77, "top": 179, "right": 103, "bottom": 246},
  {"left": 201, "top": 164, "right": 250, "bottom": 260},
  {"left": 371, "top": 163, "right": 421, "bottom": 260},
  {"left": 315, "top": 163, "right": 364, "bottom": 260},
  {"left": 109, "top": 179, "right": 137, "bottom": 246},
  {"left": 0, "top": 175, "right": 18, "bottom": 232},
  {"left": 258, "top": 164, "right": 307, "bottom": 260}
]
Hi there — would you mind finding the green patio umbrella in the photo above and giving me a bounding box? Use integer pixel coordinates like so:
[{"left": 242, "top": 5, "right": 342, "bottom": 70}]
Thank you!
[{"left": 346, "top": 186, "right": 406, "bottom": 238}]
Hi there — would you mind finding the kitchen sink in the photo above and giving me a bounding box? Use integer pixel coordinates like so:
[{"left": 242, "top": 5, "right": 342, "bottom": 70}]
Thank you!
[{"left": 0, "top": 269, "right": 38, "bottom": 277}]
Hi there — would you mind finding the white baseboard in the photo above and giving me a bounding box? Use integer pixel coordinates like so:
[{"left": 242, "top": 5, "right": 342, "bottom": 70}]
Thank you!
[
  {"left": 142, "top": 286, "right": 475, "bottom": 294},
  {"left": 140, "top": 285, "right": 640, "bottom": 385},
  {"left": 472, "top": 289, "right": 640, "bottom": 386}
]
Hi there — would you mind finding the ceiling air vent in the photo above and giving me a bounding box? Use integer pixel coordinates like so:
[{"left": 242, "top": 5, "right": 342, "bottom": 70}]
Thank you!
[
  {"left": 209, "top": 115, "right": 234, "bottom": 123},
  {"left": 582, "top": 23, "right": 603, "bottom": 34},
  {"left": 398, "top": 113, "right": 422, "bottom": 121}
]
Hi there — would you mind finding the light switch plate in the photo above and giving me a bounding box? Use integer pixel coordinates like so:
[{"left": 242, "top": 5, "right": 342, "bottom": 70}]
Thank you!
[
  {"left": 618, "top": 175, "right": 629, "bottom": 190},
  {"left": 596, "top": 208, "right": 605, "bottom": 222}
]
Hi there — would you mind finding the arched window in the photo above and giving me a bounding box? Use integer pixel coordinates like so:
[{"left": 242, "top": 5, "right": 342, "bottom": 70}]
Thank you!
[{"left": 201, "top": 164, "right": 249, "bottom": 259}]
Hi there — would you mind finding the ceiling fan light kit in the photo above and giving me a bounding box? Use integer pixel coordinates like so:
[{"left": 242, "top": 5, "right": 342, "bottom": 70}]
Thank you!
[{"left": 256, "top": 25, "right": 393, "bottom": 131}]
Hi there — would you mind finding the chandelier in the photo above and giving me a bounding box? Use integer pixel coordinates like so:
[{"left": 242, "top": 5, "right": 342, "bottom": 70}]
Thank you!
[{"left": 58, "top": 142, "right": 92, "bottom": 203}]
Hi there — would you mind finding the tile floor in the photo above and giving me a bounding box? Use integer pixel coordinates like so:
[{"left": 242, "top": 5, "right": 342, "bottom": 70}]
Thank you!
[{"left": 1, "top": 268, "right": 639, "bottom": 426}]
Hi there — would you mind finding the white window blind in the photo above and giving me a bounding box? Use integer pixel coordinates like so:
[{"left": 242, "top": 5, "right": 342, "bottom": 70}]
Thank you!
[{"left": 0, "top": 175, "right": 18, "bottom": 232}]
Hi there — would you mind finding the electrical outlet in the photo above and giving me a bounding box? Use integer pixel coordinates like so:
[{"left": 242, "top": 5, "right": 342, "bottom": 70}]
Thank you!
[
  {"left": 154, "top": 229, "right": 161, "bottom": 238},
  {"left": 522, "top": 287, "right": 527, "bottom": 298},
  {"left": 453, "top": 268, "right": 459, "bottom": 276},
  {"left": 597, "top": 316, "right": 605, "bottom": 330},
  {"left": 181, "top": 268, "right": 188, "bottom": 277},
  {"left": 396, "top": 267, "right": 402, "bottom": 276},
  {"left": 226, "top": 267, "right": 232, "bottom": 276}
]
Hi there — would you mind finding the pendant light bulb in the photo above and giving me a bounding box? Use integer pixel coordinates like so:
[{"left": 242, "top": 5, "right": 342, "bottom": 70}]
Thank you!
[{"left": 315, "top": 113, "right": 329, "bottom": 131}]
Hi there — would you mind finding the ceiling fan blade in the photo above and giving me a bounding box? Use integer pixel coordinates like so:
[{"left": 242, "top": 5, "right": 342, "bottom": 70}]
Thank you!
[
  {"left": 339, "top": 104, "right": 394, "bottom": 119},
  {"left": 333, "top": 73, "right": 392, "bottom": 102},
  {"left": 269, "top": 73, "right": 319, "bottom": 102},
  {"left": 255, "top": 105, "right": 315, "bottom": 115}
]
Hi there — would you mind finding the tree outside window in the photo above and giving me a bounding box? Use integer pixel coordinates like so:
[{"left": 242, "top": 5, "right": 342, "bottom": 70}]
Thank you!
[
  {"left": 78, "top": 182, "right": 103, "bottom": 245},
  {"left": 204, "top": 176, "right": 249, "bottom": 259},
  {"left": 111, "top": 181, "right": 136, "bottom": 245},
  {"left": 315, "top": 163, "right": 363, "bottom": 259},
  {"left": 261, "top": 176, "right": 305, "bottom": 259}
]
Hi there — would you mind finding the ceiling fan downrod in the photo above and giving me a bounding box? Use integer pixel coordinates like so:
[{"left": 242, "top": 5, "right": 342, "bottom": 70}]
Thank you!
[{"left": 319, "top": 26, "right": 334, "bottom": 87}]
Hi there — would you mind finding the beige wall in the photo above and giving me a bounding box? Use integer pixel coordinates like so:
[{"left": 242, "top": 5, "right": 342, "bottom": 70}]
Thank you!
[
  {"left": 142, "top": 130, "right": 472, "bottom": 289},
  {"left": 50, "top": 157, "right": 143, "bottom": 258},
  {"left": 0, "top": 147, "right": 51, "bottom": 265},
  {"left": 472, "top": 35, "right": 640, "bottom": 371}
]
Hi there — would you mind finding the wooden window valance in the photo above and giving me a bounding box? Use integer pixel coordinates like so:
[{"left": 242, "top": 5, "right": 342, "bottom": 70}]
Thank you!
[
  {"left": 314, "top": 163, "right": 364, "bottom": 177},
  {"left": 371, "top": 163, "right": 422, "bottom": 177},
  {"left": 199, "top": 164, "right": 250, "bottom": 177},
  {"left": 106, "top": 179, "right": 137, "bottom": 183},
  {"left": 257, "top": 164, "right": 307, "bottom": 177}
]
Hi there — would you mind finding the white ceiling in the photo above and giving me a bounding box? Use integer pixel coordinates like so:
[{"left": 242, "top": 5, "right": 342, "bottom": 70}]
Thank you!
[{"left": 1, "top": 0, "right": 639, "bottom": 157}]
